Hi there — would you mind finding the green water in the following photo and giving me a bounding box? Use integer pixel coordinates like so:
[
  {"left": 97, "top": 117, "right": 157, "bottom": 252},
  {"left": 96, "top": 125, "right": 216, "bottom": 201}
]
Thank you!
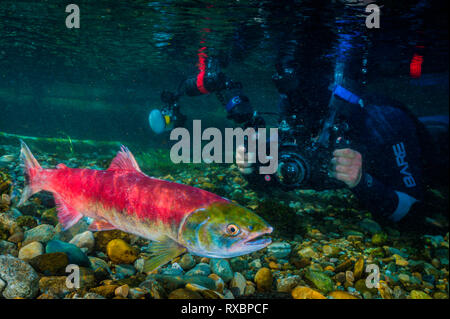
[
  {"left": 0, "top": 0, "right": 448, "bottom": 301},
  {"left": 0, "top": 0, "right": 448, "bottom": 148}
]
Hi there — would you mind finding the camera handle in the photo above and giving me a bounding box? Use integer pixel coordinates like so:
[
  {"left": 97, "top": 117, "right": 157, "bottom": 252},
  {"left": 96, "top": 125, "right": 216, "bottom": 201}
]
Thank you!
[{"left": 330, "top": 123, "right": 351, "bottom": 150}]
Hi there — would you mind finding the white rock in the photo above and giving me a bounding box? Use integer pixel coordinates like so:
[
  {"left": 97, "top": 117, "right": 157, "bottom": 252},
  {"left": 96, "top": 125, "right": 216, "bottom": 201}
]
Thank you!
[
  {"left": 0, "top": 255, "right": 39, "bottom": 298},
  {"left": 18, "top": 241, "right": 44, "bottom": 260},
  {"left": 69, "top": 231, "right": 95, "bottom": 253},
  {"left": 229, "top": 272, "right": 246, "bottom": 297}
]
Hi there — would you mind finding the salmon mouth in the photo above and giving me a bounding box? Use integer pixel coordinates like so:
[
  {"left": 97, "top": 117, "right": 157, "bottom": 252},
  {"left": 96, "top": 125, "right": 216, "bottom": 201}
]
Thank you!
[
  {"left": 244, "top": 227, "right": 273, "bottom": 246},
  {"left": 245, "top": 236, "right": 272, "bottom": 246}
]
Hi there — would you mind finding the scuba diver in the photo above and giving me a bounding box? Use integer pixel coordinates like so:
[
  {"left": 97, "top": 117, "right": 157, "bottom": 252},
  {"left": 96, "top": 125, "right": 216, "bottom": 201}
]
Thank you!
[
  {"left": 236, "top": 0, "right": 449, "bottom": 232},
  {"left": 148, "top": 0, "right": 448, "bottom": 232}
]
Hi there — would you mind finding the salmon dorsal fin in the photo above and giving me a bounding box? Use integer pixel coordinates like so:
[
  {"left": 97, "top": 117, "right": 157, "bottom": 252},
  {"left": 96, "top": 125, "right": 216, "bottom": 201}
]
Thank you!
[{"left": 107, "top": 145, "right": 142, "bottom": 172}]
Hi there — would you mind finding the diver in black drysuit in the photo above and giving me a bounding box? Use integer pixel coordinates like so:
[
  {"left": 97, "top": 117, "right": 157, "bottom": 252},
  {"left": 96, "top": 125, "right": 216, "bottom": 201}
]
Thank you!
[
  {"left": 232, "top": 0, "right": 449, "bottom": 230},
  {"left": 250, "top": 62, "right": 449, "bottom": 230},
  {"left": 154, "top": 0, "right": 448, "bottom": 231}
]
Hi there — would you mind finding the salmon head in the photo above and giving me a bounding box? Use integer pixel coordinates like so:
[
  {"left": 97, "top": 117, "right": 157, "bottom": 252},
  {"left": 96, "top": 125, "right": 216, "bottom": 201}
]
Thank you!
[{"left": 178, "top": 201, "right": 273, "bottom": 258}]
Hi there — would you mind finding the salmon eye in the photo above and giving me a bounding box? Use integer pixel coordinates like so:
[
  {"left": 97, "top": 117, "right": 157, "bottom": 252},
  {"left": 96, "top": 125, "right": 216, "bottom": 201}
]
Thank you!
[{"left": 226, "top": 224, "right": 240, "bottom": 236}]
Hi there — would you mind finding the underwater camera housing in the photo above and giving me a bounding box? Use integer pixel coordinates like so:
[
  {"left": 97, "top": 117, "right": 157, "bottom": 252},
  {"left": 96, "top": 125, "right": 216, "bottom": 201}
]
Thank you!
[
  {"left": 274, "top": 120, "right": 351, "bottom": 191},
  {"left": 268, "top": 82, "right": 364, "bottom": 191}
]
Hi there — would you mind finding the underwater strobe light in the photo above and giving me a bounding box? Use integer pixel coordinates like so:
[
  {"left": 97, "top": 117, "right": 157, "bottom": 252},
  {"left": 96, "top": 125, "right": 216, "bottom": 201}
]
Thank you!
[
  {"left": 149, "top": 108, "right": 173, "bottom": 134},
  {"left": 149, "top": 91, "right": 186, "bottom": 134}
]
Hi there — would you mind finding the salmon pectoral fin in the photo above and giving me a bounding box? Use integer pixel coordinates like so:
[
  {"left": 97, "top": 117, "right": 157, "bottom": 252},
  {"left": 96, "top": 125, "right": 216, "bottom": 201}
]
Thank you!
[
  {"left": 88, "top": 219, "right": 117, "bottom": 231},
  {"left": 54, "top": 196, "right": 83, "bottom": 231},
  {"left": 143, "top": 236, "right": 186, "bottom": 274}
]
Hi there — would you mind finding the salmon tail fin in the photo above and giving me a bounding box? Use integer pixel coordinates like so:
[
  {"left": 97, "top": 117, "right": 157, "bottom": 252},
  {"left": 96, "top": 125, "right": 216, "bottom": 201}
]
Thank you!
[{"left": 18, "top": 140, "right": 43, "bottom": 207}]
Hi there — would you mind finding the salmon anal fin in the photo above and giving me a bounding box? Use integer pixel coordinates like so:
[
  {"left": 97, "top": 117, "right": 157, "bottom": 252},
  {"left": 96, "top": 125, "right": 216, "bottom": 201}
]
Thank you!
[
  {"left": 54, "top": 196, "right": 83, "bottom": 231},
  {"left": 88, "top": 219, "right": 117, "bottom": 231},
  {"left": 143, "top": 236, "right": 186, "bottom": 274},
  {"left": 107, "top": 145, "right": 142, "bottom": 172}
]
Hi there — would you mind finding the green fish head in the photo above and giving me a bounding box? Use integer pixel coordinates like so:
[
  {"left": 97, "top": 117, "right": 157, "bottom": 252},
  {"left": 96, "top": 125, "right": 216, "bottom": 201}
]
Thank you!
[{"left": 179, "top": 201, "right": 273, "bottom": 258}]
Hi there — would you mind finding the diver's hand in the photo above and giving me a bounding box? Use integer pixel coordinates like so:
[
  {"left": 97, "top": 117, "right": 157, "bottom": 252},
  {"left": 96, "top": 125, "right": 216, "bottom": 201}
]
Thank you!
[
  {"left": 330, "top": 148, "right": 362, "bottom": 188},
  {"left": 236, "top": 144, "right": 256, "bottom": 175}
]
